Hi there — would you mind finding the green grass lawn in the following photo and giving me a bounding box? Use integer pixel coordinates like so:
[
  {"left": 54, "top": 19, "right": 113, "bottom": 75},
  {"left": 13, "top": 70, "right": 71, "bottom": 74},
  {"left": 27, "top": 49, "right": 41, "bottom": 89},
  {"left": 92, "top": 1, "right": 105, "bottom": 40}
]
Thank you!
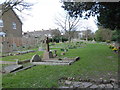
[{"left": 2, "top": 43, "right": 118, "bottom": 88}]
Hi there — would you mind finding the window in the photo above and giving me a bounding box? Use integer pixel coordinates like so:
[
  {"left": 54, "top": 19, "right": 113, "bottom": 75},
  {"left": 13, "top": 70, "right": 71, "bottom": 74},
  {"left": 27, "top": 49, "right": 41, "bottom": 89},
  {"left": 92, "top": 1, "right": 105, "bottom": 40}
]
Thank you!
[
  {"left": 0, "top": 19, "right": 3, "bottom": 27},
  {"left": 12, "top": 22, "right": 16, "bottom": 29}
]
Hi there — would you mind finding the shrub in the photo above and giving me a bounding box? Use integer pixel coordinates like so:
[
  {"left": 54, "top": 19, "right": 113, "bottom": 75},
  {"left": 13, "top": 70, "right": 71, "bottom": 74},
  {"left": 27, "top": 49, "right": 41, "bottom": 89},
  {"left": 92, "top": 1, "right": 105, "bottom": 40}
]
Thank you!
[
  {"left": 106, "top": 40, "right": 111, "bottom": 43},
  {"left": 109, "top": 45, "right": 114, "bottom": 49}
]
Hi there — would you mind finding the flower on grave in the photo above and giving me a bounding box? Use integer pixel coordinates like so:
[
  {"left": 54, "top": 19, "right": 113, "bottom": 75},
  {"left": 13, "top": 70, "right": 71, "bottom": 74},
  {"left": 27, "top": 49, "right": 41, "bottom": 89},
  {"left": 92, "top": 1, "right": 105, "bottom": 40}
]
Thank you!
[{"left": 112, "top": 47, "right": 118, "bottom": 52}]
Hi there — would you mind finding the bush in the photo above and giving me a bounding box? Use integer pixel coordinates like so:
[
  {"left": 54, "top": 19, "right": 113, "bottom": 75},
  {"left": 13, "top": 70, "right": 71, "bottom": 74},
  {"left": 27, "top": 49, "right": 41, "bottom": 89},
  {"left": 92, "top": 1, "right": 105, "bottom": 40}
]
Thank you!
[
  {"left": 106, "top": 40, "right": 111, "bottom": 43},
  {"left": 62, "top": 37, "right": 68, "bottom": 42},
  {"left": 109, "top": 45, "right": 114, "bottom": 49}
]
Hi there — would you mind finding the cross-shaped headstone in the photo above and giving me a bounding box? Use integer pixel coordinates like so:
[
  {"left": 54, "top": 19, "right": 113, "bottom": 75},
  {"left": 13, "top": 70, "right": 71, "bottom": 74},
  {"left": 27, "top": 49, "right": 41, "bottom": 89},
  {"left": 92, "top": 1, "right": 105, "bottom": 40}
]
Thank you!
[{"left": 45, "top": 37, "right": 49, "bottom": 52}]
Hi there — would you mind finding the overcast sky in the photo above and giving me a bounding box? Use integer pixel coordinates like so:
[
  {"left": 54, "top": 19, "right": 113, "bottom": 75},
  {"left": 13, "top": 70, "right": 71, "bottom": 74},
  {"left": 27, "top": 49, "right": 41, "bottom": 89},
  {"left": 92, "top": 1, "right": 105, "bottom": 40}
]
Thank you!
[{"left": 1, "top": 0, "right": 98, "bottom": 32}]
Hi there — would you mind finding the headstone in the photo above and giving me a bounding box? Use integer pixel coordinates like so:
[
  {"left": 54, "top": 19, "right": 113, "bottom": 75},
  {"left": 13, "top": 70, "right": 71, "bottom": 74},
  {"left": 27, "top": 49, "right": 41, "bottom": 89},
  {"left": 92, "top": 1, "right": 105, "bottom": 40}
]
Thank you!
[
  {"left": 75, "top": 57, "right": 80, "bottom": 61},
  {"left": 49, "top": 51, "right": 53, "bottom": 58},
  {"left": 53, "top": 50, "right": 57, "bottom": 57},
  {"left": 43, "top": 37, "right": 53, "bottom": 59},
  {"left": 30, "top": 54, "right": 42, "bottom": 62},
  {"left": 53, "top": 54, "right": 57, "bottom": 57},
  {"left": 64, "top": 49, "right": 68, "bottom": 52},
  {"left": 45, "top": 37, "right": 50, "bottom": 52},
  {"left": 61, "top": 52, "right": 65, "bottom": 55}
]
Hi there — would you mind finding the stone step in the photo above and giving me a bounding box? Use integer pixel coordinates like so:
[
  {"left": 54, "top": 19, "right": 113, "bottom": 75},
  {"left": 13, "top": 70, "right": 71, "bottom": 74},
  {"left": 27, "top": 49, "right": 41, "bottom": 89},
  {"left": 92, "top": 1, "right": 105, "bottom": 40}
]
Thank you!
[{"left": 12, "top": 65, "right": 36, "bottom": 73}]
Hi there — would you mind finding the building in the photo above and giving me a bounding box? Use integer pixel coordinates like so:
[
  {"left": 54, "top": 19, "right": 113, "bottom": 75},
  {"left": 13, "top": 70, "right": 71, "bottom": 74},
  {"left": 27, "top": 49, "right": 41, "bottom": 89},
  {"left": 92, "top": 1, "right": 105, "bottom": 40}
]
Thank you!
[
  {"left": 23, "top": 29, "right": 60, "bottom": 38},
  {"left": 0, "top": 5, "right": 22, "bottom": 53},
  {"left": 22, "top": 29, "right": 61, "bottom": 48}
]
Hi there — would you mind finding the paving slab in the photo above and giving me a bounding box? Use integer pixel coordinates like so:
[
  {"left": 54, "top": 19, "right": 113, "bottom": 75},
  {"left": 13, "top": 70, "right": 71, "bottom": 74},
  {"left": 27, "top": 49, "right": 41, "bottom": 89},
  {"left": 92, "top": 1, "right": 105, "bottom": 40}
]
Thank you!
[
  {"left": 4, "top": 65, "right": 23, "bottom": 73},
  {"left": 32, "top": 62, "right": 72, "bottom": 65},
  {"left": 12, "top": 65, "right": 36, "bottom": 73},
  {"left": 43, "top": 59, "right": 75, "bottom": 63}
]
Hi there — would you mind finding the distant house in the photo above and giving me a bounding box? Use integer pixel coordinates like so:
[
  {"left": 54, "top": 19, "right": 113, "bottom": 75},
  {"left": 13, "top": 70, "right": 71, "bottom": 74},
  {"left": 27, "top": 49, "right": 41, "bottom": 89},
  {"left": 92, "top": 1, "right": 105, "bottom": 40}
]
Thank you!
[
  {"left": 23, "top": 29, "right": 60, "bottom": 38},
  {"left": 0, "top": 5, "right": 22, "bottom": 37},
  {"left": 22, "top": 29, "right": 60, "bottom": 48},
  {"left": 0, "top": 5, "right": 22, "bottom": 53}
]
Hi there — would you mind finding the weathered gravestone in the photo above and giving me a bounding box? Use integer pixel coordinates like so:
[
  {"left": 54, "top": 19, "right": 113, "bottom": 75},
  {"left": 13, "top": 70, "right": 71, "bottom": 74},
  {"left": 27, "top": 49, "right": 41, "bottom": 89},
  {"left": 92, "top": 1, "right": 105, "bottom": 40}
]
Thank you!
[
  {"left": 61, "top": 52, "right": 65, "bottom": 55},
  {"left": 43, "top": 37, "right": 53, "bottom": 59},
  {"left": 53, "top": 50, "right": 57, "bottom": 57},
  {"left": 30, "top": 54, "right": 42, "bottom": 62}
]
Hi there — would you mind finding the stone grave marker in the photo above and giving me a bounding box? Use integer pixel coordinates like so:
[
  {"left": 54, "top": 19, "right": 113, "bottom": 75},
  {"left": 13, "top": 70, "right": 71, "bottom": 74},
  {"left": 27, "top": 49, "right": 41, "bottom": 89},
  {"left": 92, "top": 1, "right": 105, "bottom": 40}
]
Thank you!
[
  {"left": 43, "top": 37, "right": 53, "bottom": 59},
  {"left": 53, "top": 50, "right": 57, "bottom": 57},
  {"left": 61, "top": 52, "right": 65, "bottom": 55},
  {"left": 30, "top": 54, "right": 42, "bottom": 62}
]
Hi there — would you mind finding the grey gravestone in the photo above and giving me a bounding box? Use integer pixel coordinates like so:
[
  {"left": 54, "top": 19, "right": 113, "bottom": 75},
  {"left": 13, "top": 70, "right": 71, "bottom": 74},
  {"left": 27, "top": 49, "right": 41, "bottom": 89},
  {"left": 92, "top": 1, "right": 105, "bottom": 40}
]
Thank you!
[
  {"left": 4, "top": 65, "right": 23, "bottom": 73},
  {"left": 53, "top": 50, "right": 57, "bottom": 57},
  {"left": 43, "top": 37, "right": 54, "bottom": 59},
  {"left": 49, "top": 51, "right": 53, "bottom": 58},
  {"left": 30, "top": 54, "right": 42, "bottom": 62},
  {"left": 75, "top": 57, "right": 80, "bottom": 61},
  {"left": 61, "top": 52, "right": 65, "bottom": 55}
]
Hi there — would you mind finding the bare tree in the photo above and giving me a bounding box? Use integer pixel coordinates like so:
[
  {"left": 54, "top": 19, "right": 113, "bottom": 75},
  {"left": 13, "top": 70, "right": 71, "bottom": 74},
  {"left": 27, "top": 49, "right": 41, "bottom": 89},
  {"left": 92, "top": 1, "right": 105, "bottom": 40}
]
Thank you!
[
  {"left": 1, "top": 0, "right": 33, "bottom": 15},
  {"left": 51, "top": 29, "right": 61, "bottom": 38},
  {"left": 55, "top": 12, "right": 80, "bottom": 42}
]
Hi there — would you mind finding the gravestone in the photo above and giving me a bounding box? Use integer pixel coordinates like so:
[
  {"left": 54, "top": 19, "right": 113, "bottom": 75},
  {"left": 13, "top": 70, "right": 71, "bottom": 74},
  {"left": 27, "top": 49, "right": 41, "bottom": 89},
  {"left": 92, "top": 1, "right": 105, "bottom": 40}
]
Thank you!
[
  {"left": 30, "top": 54, "right": 42, "bottom": 62},
  {"left": 75, "top": 57, "right": 80, "bottom": 61},
  {"left": 49, "top": 51, "right": 53, "bottom": 58},
  {"left": 53, "top": 50, "right": 57, "bottom": 57},
  {"left": 43, "top": 37, "right": 53, "bottom": 59},
  {"left": 61, "top": 52, "right": 65, "bottom": 55}
]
